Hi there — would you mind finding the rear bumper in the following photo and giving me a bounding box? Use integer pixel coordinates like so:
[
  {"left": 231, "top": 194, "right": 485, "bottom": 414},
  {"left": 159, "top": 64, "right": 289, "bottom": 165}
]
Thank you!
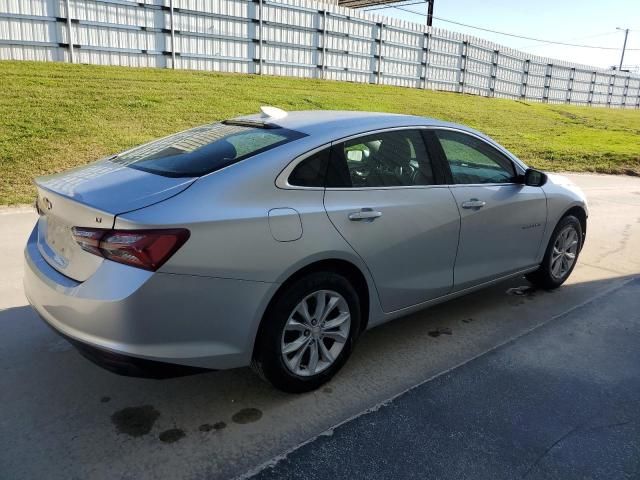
[
  {"left": 24, "top": 225, "right": 275, "bottom": 371},
  {"left": 55, "top": 326, "right": 211, "bottom": 378}
]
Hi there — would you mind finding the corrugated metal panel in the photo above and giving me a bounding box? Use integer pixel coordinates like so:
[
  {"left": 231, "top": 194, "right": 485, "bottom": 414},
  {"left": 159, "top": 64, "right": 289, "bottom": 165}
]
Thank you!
[
  {"left": 177, "top": 11, "right": 249, "bottom": 37},
  {"left": 526, "top": 86, "right": 545, "bottom": 99},
  {"left": 70, "top": 0, "right": 155, "bottom": 28},
  {"left": 0, "top": 17, "right": 59, "bottom": 43},
  {"left": 2, "top": 0, "right": 57, "bottom": 16},
  {"left": 75, "top": 48, "right": 164, "bottom": 67},
  {"left": 263, "top": 24, "right": 315, "bottom": 46},
  {"left": 177, "top": 34, "right": 248, "bottom": 57},
  {"left": 0, "top": 43, "right": 64, "bottom": 60},
  {"left": 325, "top": 51, "right": 373, "bottom": 72},
  {"left": 0, "top": 0, "right": 638, "bottom": 108},
  {"left": 176, "top": 55, "right": 250, "bottom": 72},
  {"left": 178, "top": 0, "right": 249, "bottom": 18}
]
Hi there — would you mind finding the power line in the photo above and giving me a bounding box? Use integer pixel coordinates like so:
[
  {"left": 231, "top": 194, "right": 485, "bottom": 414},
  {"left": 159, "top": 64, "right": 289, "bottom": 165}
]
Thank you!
[
  {"left": 364, "top": 5, "right": 639, "bottom": 51},
  {"left": 517, "top": 31, "right": 619, "bottom": 50},
  {"left": 431, "top": 16, "right": 639, "bottom": 50}
]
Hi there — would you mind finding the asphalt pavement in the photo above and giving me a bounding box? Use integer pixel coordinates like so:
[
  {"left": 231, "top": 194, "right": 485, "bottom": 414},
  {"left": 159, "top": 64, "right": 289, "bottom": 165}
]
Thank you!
[
  {"left": 0, "top": 173, "right": 639, "bottom": 480},
  {"left": 250, "top": 277, "right": 640, "bottom": 480}
]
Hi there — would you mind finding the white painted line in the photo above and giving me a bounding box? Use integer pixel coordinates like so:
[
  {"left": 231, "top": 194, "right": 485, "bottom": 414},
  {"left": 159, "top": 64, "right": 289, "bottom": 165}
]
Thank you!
[{"left": 236, "top": 275, "right": 638, "bottom": 479}]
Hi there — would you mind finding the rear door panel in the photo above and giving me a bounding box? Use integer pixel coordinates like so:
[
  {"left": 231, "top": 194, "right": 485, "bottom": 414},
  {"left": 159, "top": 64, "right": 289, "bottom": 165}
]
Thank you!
[{"left": 324, "top": 187, "right": 460, "bottom": 312}]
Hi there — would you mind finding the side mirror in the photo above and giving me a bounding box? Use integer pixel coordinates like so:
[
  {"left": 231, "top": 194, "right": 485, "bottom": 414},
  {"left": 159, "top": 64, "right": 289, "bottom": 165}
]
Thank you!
[{"left": 524, "top": 168, "right": 547, "bottom": 187}]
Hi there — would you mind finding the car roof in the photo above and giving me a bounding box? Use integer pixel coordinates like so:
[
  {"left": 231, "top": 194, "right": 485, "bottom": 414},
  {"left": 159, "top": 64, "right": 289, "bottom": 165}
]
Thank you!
[
  {"left": 232, "top": 109, "right": 470, "bottom": 137},
  {"left": 228, "top": 109, "right": 525, "bottom": 169}
]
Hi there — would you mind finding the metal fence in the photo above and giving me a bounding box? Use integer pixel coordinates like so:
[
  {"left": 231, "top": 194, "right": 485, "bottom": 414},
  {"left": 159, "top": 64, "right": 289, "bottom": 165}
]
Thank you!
[{"left": 2, "top": 0, "right": 640, "bottom": 108}]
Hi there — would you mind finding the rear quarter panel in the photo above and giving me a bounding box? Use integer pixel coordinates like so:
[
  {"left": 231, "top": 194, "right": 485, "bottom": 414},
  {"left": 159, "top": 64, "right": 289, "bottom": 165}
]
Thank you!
[{"left": 113, "top": 147, "right": 386, "bottom": 334}]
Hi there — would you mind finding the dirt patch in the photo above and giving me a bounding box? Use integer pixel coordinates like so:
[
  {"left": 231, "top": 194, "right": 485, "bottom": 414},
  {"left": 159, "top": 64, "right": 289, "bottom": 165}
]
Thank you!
[
  {"left": 231, "top": 408, "right": 263, "bottom": 425},
  {"left": 506, "top": 286, "right": 537, "bottom": 297},
  {"left": 199, "top": 422, "right": 227, "bottom": 432},
  {"left": 159, "top": 428, "right": 186, "bottom": 444},
  {"left": 428, "top": 327, "right": 452, "bottom": 338},
  {"left": 111, "top": 405, "right": 160, "bottom": 437}
]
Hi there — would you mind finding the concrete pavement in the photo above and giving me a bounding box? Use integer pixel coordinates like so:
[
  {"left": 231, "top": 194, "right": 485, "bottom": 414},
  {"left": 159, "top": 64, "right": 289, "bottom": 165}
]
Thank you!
[{"left": 0, "top": 173, "right": 639, "bottom": 479}]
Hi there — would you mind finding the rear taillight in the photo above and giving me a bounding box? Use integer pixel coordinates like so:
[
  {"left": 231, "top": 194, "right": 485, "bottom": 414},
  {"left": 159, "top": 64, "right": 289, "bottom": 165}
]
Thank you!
[{"left": 71, "top": 227, "right": 190, "bottom": 271}]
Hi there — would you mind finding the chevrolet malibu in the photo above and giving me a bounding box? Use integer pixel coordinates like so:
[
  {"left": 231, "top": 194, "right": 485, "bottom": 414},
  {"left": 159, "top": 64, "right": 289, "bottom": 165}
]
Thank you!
[{"left": 24, "top": 108, "right": 587, "bottom": 392}]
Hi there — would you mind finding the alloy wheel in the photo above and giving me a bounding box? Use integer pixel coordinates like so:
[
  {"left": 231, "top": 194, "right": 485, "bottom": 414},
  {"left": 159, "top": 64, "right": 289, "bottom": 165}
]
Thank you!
[
  {"left": 280, "top": 290, "right": 351, "bottom": 377},
  {"left": 550, "top": 225, "right": 579, "bottom": 280}
]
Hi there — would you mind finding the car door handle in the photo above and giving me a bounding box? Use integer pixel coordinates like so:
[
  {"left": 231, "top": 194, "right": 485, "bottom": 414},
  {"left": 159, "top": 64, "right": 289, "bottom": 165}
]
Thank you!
[
  {"left": 348, "top": 209, "right": 382, "bottom": 222},
  {"left": 461, "top": 199, "right": 486, "bottom": 209}
]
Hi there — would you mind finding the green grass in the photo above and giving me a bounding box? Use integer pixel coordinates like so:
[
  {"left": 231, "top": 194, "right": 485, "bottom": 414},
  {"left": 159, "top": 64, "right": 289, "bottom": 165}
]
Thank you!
[{"left": 1, "top": 60, "right": 639, "bottom": 205}]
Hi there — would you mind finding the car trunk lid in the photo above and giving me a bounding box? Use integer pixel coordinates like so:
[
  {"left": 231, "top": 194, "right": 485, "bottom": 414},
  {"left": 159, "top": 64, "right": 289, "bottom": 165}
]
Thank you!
[{"left": 34, "top": 159, "right": 195, "bottom": 281}]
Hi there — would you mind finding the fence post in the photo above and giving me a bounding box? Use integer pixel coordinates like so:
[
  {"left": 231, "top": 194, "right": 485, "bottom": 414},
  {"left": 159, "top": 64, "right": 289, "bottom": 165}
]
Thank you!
[
  {"left": 458, "top": 40, "right": 467, "bottom": 94},
  {"left": 169, "top": 0, "right": 176, "bottom": 69},
  {"left": 63, "top": 0, "right": 75, "bottom": 63},
  {"left": 520, "top": 59, "right": 529, "bottom": 100},
  {"left": 421, "top": 31, "right": 429, "bottom": 89},
  {"left": 489, "top": 49, "right": 499, "bottom": 97},
  {"left": 587, "top": 71, "right": 595, "bottom": 106},
  {"left": 542, "top": 63, "right": 552, "bottom": 103},
  {"left": 320, "top": 9, "right": 327, "bottom": 80},
  {"left": 607, "top": 73, "right": 615, "bottom": 107},
  {"left": 258, "top": 0, "right": 264, "bottom": 74},
  {"left": 621, "top": 76, "right": 629, "bottom": 108},
  {"left": 375, "top": 22, "right": 384, "bottom": 84},
  {"left": 566, "top": 67, "right": 575, "bottom": 105}
]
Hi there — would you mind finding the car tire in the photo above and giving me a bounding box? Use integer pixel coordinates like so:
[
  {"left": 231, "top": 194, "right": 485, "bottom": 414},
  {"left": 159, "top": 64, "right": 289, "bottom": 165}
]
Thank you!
[
  {"left": 252, "top": 271, "right": 361, "bottom": 393},
  {"left": 526, "top": 215, "right": 583, "bottom": 290}
]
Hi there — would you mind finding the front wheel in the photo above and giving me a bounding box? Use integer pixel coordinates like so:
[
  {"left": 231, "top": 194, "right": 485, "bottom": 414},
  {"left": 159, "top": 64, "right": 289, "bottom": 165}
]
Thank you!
[
  {"left": 526, "top": 215, "right": 583, "bottom": 289},
  {"left": 252, "top": 272, "right": 361, "bottom": 393}
]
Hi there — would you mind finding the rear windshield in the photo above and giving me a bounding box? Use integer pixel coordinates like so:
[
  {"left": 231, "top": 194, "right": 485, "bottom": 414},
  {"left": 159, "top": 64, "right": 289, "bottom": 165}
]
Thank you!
[{"left": 111, "top": 123, "right": 306, "bottom": 177}]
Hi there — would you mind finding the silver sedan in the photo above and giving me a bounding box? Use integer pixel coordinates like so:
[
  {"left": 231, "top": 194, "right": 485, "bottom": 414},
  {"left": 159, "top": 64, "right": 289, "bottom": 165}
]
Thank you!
[{"left": 24, "top": 108, "right": 588, "bottom": 392}]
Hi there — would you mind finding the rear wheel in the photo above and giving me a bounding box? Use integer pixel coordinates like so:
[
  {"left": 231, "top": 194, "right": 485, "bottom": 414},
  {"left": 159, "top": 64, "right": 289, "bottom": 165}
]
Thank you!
[
  {"left": 252, "top": 272, "right": 361, "bottom": 393},
  {"left": 526, "top": 215, "right": 582, "bottom": 289}
]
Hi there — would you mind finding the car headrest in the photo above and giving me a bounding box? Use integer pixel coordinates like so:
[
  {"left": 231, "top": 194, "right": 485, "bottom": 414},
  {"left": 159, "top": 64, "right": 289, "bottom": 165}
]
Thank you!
[
  {"left": 212, "top": 139, "right": 238, "bottom": 160},
  {"left": 376, "top": 136, "right": 412, "bottom": 167}
]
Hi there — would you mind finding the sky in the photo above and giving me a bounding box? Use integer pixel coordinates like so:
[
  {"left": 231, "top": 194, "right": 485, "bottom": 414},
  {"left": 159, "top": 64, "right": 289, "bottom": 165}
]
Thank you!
[{"left": 363, "top": 0, "right": 640, "bottom": 70}]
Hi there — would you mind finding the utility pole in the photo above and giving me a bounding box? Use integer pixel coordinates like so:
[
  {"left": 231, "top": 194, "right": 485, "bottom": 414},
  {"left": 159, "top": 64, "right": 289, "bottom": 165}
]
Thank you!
[
  {"left": 617, "top": 27, "right": 629, "bottom": 71},
  {"left": 426, "top": 0, "right": 434, "bottom": 27}
]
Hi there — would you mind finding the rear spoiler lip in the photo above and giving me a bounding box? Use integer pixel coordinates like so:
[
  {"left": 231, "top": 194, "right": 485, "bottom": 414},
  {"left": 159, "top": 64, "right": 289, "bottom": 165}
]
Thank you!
[
  {"left": 33, "top": 175, "right": 197, "bottom": 227},
  {"left": 222, "top": 119, "right": 282, "bottom": 129}
]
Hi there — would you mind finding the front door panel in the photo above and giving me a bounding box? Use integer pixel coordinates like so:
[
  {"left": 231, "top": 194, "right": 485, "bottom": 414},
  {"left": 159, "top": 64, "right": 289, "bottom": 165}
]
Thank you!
[
  {"left": 324, "top": 187, "right": 460, "bottom": 312},
  {"left": 449, "top": 184, "right": 547, "bottom": 290}
]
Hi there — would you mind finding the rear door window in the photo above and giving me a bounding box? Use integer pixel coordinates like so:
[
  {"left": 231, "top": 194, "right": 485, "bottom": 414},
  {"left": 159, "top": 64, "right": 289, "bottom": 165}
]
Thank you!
[
  {"left": 113, "top": 123, "right": 306, "bottom": 177},
  {"left": 327, "top": 129, "right": 436, "bottom": 188}
]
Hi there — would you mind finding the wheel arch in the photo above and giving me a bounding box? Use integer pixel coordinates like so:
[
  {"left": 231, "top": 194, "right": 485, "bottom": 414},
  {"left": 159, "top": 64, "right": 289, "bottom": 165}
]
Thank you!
[
  {"left": 252, "top": 258, "right": 372, "bottom": 360},
  {"left": 562, "top": 205, "right": 587, "bottom": 249}
]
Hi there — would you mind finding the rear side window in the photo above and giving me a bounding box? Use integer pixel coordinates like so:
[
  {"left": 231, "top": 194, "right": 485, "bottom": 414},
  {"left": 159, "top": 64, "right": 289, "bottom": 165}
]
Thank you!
[
  {"left": 288, "top": 148, "right": 330, "bottom": 187},
  {"left": 112, "top": 123, "right": 306, "bottom": 177}
]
